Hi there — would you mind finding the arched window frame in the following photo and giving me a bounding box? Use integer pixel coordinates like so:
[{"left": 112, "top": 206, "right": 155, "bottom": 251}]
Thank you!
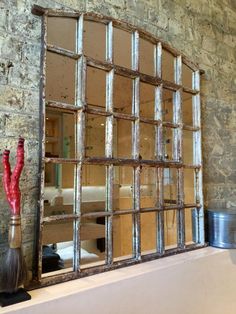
[{"left": 32, "top": 5, "right": 205, "bottom": 288}]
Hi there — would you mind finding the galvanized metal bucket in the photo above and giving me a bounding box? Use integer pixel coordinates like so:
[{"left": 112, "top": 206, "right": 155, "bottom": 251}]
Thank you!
[{"left": 208, "top": 208, "right": 236, "bottom": 249}]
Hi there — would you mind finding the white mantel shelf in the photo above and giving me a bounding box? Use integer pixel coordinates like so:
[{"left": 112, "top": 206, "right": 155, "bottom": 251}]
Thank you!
[{"left": 2, "top": 247, "right": 236, "bottom": 314}]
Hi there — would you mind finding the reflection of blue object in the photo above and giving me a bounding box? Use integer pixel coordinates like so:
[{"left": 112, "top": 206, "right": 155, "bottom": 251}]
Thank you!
[
  {"left": 55, "top": 164, "right": 62, "bottom": 189},
  {"left": 164, "top": 168, "right": 172, "bottom": 185},
  {"left": 63, "top": 136, "right": 70, "bottom": 158}
]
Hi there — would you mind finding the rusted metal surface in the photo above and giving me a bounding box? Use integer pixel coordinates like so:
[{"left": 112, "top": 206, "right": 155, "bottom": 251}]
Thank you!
[
  {"left": 28, "top": 242, "right": 207, "bottom": 290},
  {"left": 44, "top": 156, "right": 201, "bottom": 169},
  {"left": 32, "top": 6, "right": 204, "bottom": 288},
  {"left": 33, "top": 12, "right": 48, "bottom": 283},
  {"left": 32, "top": 5, "right": 201, "bottom": 71},
  {"left": 105, "top": 24, "right": 114, "bottom": 265},
  {"left": 47, "top": 44, "right": 81, "bottom": 59}
]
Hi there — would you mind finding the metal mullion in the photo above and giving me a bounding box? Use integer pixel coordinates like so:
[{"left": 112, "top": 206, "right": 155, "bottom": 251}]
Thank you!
[
  {"left": 47, "top": 43, "right": 81, "bottom": 59},
  {"left": 154, "top": 82, "right": 165, "bottom": 254},
  {"left": 157, "top": 167, "right": 165, "bottom": 254},
  {"left": 43, "top": 214, "right": 79, "bottom": 222},
  {"left": 177, "top": 167, "right": 185, "bottom": 249},
  {"left": 46, "top": 100, "right": 79, "bottom": 111},
  {"left": 132, "top": 30, "right": 141, "bottom": 260},
  {"left": 155, "top": 42, "right": 162, "bottom": 78},
  {"left": 193, "top": 70, "right": 204, "bottom": 244},
  {"left": 132, "top": 30, "right": 139, "bottom": 71},
  {"left": 155, "top": 84, "right": 163, "bottom": 160},
  {"left": 74, "top": 14, "right": 85, "bottom": 272},
  {"left": 174, "top": 55, "right": 185, "bottom": 249},
  {"left": 106, "top": 21, "right": 113, "bottom": 63},
  {"left": 37, "top": 12, "right": 47, "bottom": 282},
  {"left": 105, "top": 22, "right": 114, "bottom": 265}
]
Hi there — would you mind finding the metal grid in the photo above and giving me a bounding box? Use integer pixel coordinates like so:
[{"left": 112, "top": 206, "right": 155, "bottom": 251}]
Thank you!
[{"left": 32, "top": 5, "right": 205, "bottom": 288}]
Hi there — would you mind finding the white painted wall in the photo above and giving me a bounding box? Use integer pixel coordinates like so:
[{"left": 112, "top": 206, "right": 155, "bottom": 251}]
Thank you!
[{"left": 3, "top": 247, "right": 236, "bottom": 314}]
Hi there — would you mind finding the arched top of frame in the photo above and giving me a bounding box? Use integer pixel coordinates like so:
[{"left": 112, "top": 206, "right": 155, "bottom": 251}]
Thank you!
[{"left": 32, "top": 4, "right": 202, "bottom": 73}]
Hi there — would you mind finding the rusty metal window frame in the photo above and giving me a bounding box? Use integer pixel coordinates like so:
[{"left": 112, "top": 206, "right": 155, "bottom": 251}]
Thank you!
[{"left": 32, "top": 5, "right": 205, "bottom": 288}]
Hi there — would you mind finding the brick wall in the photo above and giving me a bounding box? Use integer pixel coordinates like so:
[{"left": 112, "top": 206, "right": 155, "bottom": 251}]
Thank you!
[{"left": 0, "top": 0, "right": 235, "bottom": 274}]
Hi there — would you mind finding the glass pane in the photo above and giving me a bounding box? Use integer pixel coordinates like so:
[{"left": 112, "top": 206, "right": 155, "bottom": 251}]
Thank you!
[
  {"left": 162, "top": 89, "right": 173, "bottom": 123},
  {"left": 184, "top": 169, "right": 195, "bottom": 204},
  {"left": 164, "top": 210, "right": 177, "bottom": 248},
  {"left": 44, "top": 163, "right": 74, "bottom": 216},
  {"left": 84, "top": 20, "right": 106, "bottom": 61},
  {"left": 47, "top": 17, "right": 76, "bottom": 51},
  {"left": 114, "top": 166, "right": 133, "bottom": 211},
  {"left": 140, "top": 82, "right": 155, "bottom": 119},
  {"left": 140, "top": 167, "right": 157, "bottom": 208},
  {"left": 182, "top": 63, "right": 193, "bottom": 89},
  {"left": 185, "top": 208, "right": 195, "bottom": 244},
  {"left": 82, "top": 165, "right": 106, "bottom": 213},
  {"left": 46, "top": 52, "right": 76, "bottom": 105},
  {"left": 80, "top": 216, "right": 106, "bottom": 269},
  {"left": 113, "top": 214, "right": 133, "bottom": 261},
  {"left": 113, "top": 74, "right": 133, "bottom": 114},
  {"left": 182, "top": 92, "right": 193, "bottom": 125},
  {"left": 163, "top": 127, "right": 173, "bottom": 160},
  {"left": 141, "top": 212, "right": 157, "bottom": 255},
  {"left": 45, "top": 109, "right": 75, "bottom": 159},
  {"left": 113, "top": 119, "right": 132, "bottom": 158},
  {"left": 163, "top": 168, "right": 177, "bottom": 207},
  {"left": 86, "top": 67, "right": 106, "bottom": 110},
  {"left": 114, "top": 28, "right": 132, "bottom": 68},
  {"left": 42, "top": 220, "right": 74, "bottom": 276},
  {"left": 139, "top": 38, "right": 155, "bottom": 76},
  {"left": 162, "top": 50, "right": 175, "bottom": 82},
  {"left": 85, "top": 113, "right": 105, "bottom": 157},
  {"left": 183, "top": 130, "right": 194, "bottom": 164},
  {"left": 140, "top": 123, "right": 155, "bottom": 160}
]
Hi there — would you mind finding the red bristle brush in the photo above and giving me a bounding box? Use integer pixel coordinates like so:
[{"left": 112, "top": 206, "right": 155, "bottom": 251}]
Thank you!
[{"left": 1, "top": 137, "right": 27, "bottom": 293}]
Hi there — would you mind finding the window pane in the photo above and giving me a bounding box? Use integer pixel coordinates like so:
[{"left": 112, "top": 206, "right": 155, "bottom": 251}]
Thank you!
[
  {"left": 113, "top": 214, "right": 133, "bottom": 261},
  {"left": 139, "top": 38, "right": 155, "bottom": 76},
  {"left": 162, "top": 50, "right": 175, "bottom": 82},
  {"left": 85, "top": 113, "right": 106, "bottom": 157},
  {"left": 141, "top": 212, "right": 157, "bottom": 255},
  {"left": 164, "top": 210, "right": 177, "bottom": 248},
  {"left": 114, "top": 28, "right": 132, "bottom": 68},
  {"left": 42, "top": 220, "right": 74, "bottom": 276},
  {"left": 86, "top": 66, "right": 106, "bottom": 110},
  {"left": 162, "top": 88, "right": 173, "bottom": 123},
  {"left": 82, "top": 165, "right": 106, "bottom": 213},
  {"left": 163, "top": 168, "right": 177, "bottom": 207},
  {"left": 114, "top": 166, "right": 133, "bottom": 211},
  {"left": 80, "top": 216, "right": 106, "bottom": 269},
  {"left": 182, "top": 92, "right": 193, "bottom": 125},
  {"left": 114, "top": 119, "right": 132, "bottom": 158},
  {"left": 47, "top": 17, "right": 76, "bottom": 51},
  {"left": 140, "top": 123, "right": 155, "bottom": 160},
  {"left": 84, "top": 20, "right": 106, "bottom": 61},
  {"left": 183, "top": 130, "right": 194, "bottom": 164},
  {"left": 44, "top": 163, "right": 74, "bottom": 216},
  {"left": 182, "top": 63, "right": 193, "bottom": 89},
  {"left": 140, "top": 82, "right": 155, "bottom": 119},
  {"left": 45, "top": 109, "right": 75, "bottom": 159},
  {"left": 140, "top": 167, "right": 157, "bottom": 208},
  {"left": 113, "top": 74, "right": 133, "bottom": 114},
  {"left": 46, "top": 52, "right": 76, "bottom": 105},
  {"left": 184, "top": 169, "right": 195, "bottom": 204}
]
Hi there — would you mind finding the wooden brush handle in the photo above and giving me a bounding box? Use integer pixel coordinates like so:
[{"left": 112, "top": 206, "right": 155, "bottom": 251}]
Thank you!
[{"left": 8, "top": 215, "right": 22, "bottom": 249}]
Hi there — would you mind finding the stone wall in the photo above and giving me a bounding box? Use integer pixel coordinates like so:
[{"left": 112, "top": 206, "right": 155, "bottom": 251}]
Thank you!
[{"left": 0, "top": 0, "right": 235, "bottom": 276}]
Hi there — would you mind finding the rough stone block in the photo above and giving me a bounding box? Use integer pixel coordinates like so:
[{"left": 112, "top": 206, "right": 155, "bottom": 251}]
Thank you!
[{"left": 5, "top": 113, "right": 39, "bottom": 139}]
